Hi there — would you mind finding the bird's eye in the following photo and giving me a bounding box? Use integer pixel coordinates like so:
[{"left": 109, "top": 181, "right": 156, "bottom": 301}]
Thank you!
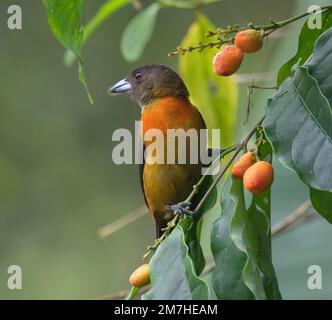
[{"left": 134, "top": 72, "right": 143, "bottom": 80}]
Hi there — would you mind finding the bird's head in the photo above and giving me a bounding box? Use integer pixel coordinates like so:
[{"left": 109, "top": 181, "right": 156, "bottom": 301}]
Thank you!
[{"left": 109, "top": 64, "right": 189, "bottom": 107}]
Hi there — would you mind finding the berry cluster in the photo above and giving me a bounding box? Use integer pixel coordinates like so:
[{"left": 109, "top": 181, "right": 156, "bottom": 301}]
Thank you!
[
  {"left": 232, "top": 151, "right": 274, "bottom": 195},
  {"left": 213, "top": 29, "right": 263, "bottom": 76}
]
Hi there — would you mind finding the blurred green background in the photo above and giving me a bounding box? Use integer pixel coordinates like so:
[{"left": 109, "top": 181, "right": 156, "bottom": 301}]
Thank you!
[{"left": 0, "top": 0, "right": 331, "bottom": 299}]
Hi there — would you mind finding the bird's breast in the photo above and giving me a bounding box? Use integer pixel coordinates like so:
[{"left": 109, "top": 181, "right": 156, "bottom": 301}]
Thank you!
[{"left": 141, "top": 97, "right": 204, "bottom": 136}]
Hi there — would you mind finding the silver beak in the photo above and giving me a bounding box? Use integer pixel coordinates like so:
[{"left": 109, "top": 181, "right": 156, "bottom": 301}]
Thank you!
[{"left": 109, "top": 79, "right": 132, "bottom": 94}]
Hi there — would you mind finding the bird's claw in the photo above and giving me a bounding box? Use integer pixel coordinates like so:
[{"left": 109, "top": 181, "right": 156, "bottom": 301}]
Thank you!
[{"left": 165, "top": 201, "right": 195, "bottom": 217}]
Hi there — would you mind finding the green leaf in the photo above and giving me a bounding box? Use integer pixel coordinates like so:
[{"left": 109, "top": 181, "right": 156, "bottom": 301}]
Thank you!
[
  {"left": 264, "top": 65, "right": 332, "bottom": 221},
  {"left": 64, "top": 0, "right": 130, "bottom": 66},
  {"left": 121, "top": 3, "right": 160, "bottom": 62},
  {"left": 306, "top": 27, "right": 332, "bottom": 108},
  {"left": 211, "top": 177, "right": 254, "bottom": 300},
  {"left": 187, "top": 175, "right": 217, "bottom": 275},
  {"left": 310, "top": 188, "right": 332, "bottom": 223},
  {"left": 277, "top": 9, "right": 332, "bottom": 86},
  {"left": 303, "top": 27, "right": 332, "bottom": 221},
  {"left": 267, "top": 27, "right": 332, "bottom": 222},
  {"left": 85, "top": 0, "right": 130, "bottom": 41},
  {"left": 142, "top": 218, "right": 210, "bottom": 300},
  {"left": 43, "top": 0, "right": 93, "bottom": 103},
  {"left": 241, "top": 137, "right": 281, "bottom": 299},
  {"left": 212, "top": 137, "right": 280, "bottom": 300},
  {"left": 242, "top": 193, "right": 281, "bottom": 299},
  {"left": 179, "top": 14, "right": 238, "bottom": 147}
]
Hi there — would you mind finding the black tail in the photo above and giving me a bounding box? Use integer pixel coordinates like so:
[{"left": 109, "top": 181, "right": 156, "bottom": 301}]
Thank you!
[{"left": 155, "top": 219, "right": 168, "bottom": 238}]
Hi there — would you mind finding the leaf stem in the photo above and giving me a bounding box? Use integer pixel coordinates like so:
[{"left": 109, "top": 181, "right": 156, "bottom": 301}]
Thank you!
[
  {"left": 125, "top": 286, "right": 140, "bottom": 300},
  {"left": 271, "top": 199, "right": 312, "bottom": 236}
]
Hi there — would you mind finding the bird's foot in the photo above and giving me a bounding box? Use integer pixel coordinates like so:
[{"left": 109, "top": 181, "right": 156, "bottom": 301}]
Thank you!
[{"left": 165, "top": 201, "right": 195, "bottom": 217}]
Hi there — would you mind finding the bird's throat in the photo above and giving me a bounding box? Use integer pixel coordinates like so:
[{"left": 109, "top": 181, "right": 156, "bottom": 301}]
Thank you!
[{"left": 140, "top": 96, "right": 196, "bottom": 139}]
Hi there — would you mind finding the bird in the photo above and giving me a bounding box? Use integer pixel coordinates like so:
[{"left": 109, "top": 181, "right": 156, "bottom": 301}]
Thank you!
[{"left": 109, "top": 64, "right": 207, "bottom": 238}]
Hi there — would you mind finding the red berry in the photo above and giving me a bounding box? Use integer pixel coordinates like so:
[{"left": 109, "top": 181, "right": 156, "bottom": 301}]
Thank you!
[
  {"left": 243, "top": 161, "right": 274, "bottom": 194},
  {"left": 232, "top": 151, "right": 256, "bottom": 179},
  {"left": 213, "top": 45, "right": 244, "bottom": 76},
  {"left": 235, "top": 29, "right": 263, "bottom": 53}
]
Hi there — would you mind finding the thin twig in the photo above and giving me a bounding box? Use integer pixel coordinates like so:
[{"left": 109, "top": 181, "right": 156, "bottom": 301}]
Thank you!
[
  {"left": 244, "top": 80, "right": 278, "bottom": 124},
  {"left": 255, "top": 5, "right": 332, "bottom": 32},
  {"left": 271, "top": 199, "right": 313, "bottom": 236},
  {"left": 97, "top": 206, "right": 147, "bottom": 239},
  {"left": 142, "top": 213, "right": 179, "bottom": 260}
]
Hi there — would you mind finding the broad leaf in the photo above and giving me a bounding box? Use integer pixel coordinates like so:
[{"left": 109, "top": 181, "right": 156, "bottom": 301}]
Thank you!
[
  {"left": 265, "top": 65, "right": 332, "bottom": 192},
  {"left": 242, "top": 192, "right": 281, "bottom": 299},
  {"left": 244, "top": 137, "right": 281, "bottom": 300},
  {"left": 142, "top": 218, "right": 209, "bottom": 300},
  {"left": 121, "top": 3, "right": 160, "bottom": 62},
  {"left": 179, "top": 14, "right": 238, "bottom": 147},
  {"left": 211, "top": 177, "right": 254, "bottom": 300},
  {"left": 188, "top": 175, "right": 217, "bottom": 275},
  {"left": 304, "top": 27, "right": 332, "bottom": 221},
  {"left": 43, "top": 0, "right": 93, "bottom": 103},
  {"left": 306, "top": 27, "right": 332, "bottom": 107},
  {"left": 64, "top": 0, "right": 130, "bottom": 66},
  {"left": 268, "top": 27, "right": 332, "bottom": 222},
  {"left": 212, "top": 137, "right": 280, "bottom": 300},
  {"left": 264, "top": 64, "right": 332, "bottom": 222},
  {"left": 277, "top": 9, "right": 332, "bottom": 86}
]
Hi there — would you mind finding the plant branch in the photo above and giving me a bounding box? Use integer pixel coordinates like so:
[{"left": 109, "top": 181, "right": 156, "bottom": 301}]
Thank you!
[
  {"left": 168, "top": 40, "right": 228, "bottom": 56},
  {"left": 169, "top": 5, "right": 332, "bottom": 56},
  {"left": 253, "top": 5, "right": 332, "bottom": 32},
  {"left": 271, "top": 199, "right": 314, "bottom": 236},
  {"left": 97, "top": 205, "right": 147, "bottom": 239},
  {"left": 244, "top": 80, "right": 278, "bottom": 124},
  {"left": 194, "top": 116, "right": 265, "bottom": 213},
  {"left": 142, "top": 213, "right": 179, "bottom": 260}
]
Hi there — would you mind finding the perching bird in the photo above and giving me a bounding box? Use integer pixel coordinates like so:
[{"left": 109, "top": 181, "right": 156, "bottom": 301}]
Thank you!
[{"left": 110, "top": 64, "right": 206, "bottom": 238}]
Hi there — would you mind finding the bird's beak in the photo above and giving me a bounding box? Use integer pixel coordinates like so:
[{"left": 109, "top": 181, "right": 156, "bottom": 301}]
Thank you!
[{"left": 109, "top": 79, "right": 132, "bottom": 94}]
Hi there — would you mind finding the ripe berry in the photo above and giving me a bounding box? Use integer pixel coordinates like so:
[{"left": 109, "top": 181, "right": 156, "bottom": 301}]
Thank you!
[
  {"left": 213, "top": 45, "right": 244, "bottom": 76},
  {"left": 243, "top": 161, "right": 274, "bottom": 194},
  {"left": 129, "top": 264, "right": 150, "bottom": 288},
  {"left": 235, "top": 29, "right": 263, "bottom": 53},
  {"left": 232, "top": 151, "right": 256, "bottom": 179}
]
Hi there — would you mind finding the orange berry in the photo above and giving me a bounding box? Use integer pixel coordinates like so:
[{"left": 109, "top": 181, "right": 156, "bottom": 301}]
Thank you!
[
  {"left": 243, "top": 161, "right": 274, "bottom": 194},
  {"left": 232, "top": 151, "right": 256, "bottom": 179},
  {"left": 129, "top": 264, "right": 150, "bottom": 288},
  {"left": 235, "top": 29, "right": 263, "bottom": 53},
  {"left": 213, "top": 45, "right": 244, "bottom": 76}
]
